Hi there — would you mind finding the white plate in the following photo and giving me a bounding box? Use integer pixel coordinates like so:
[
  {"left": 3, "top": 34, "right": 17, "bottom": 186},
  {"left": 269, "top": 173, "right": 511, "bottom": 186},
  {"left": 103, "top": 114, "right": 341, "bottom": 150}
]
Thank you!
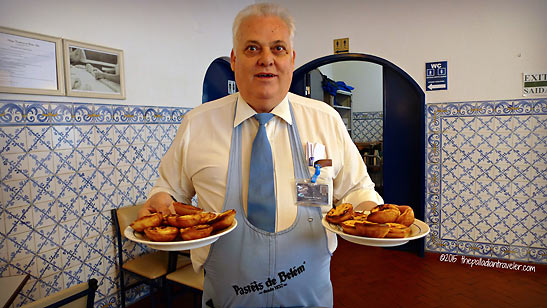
[
  {"left": 124, "top": 219, "right": 237, "bottom": 251},
  {"left": 322, "top": 217, "right": 429, "bottom": 247}
]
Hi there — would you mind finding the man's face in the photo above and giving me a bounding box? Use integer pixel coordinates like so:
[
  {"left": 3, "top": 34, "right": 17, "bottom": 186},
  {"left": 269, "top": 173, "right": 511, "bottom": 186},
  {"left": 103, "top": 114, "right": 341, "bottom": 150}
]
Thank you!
[{"left": 231, "top": 15, "right": 295, "bottom": 112}]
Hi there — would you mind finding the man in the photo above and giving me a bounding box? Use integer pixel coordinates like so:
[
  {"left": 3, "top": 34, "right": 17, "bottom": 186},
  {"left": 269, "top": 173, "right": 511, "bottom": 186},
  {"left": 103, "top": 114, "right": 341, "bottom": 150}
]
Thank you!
[{"left": 139, "top": 3, "right": 382, "bottom": 307}]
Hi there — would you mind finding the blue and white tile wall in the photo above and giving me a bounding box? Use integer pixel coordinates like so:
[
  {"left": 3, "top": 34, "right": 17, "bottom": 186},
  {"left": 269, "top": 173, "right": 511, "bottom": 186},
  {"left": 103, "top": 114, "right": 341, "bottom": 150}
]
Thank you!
[
  {"left": 425, "top": 98, "right": 546, "bottom": 264},
  {"left": 0, "top": 100, "right": 190, "bottom": 307},
  {"left": 352, "top": 112, "right": 383, "bottom": 143},
  {"left": 1, "top": 97, "right": 545, "bottom": 307}
]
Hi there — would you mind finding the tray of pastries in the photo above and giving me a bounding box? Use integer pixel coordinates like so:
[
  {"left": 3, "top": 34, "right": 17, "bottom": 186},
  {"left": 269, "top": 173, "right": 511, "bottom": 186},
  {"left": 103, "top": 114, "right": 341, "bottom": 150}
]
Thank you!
[
  {"left": 322, "top": 203, "right": 429, "bottom": 247},
  {"left": 125, "top": 202, "right": 237, "bottom": 251}
]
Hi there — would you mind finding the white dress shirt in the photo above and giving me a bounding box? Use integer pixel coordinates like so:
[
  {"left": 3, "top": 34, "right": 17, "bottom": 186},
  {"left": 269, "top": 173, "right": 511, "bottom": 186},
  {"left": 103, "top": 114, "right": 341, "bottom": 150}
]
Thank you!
[{"left": 150, "top": 92, "right": 383, "bottom": 270}]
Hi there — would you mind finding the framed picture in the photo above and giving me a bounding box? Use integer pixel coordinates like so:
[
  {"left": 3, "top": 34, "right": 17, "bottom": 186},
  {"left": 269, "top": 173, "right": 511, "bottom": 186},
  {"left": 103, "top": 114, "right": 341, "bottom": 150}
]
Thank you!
[
  {"left": 63, "top": 39, "right": 125, "bottom": 99},
  {"left": 0, "top": 27, "right": 65, "bottom": 95}
]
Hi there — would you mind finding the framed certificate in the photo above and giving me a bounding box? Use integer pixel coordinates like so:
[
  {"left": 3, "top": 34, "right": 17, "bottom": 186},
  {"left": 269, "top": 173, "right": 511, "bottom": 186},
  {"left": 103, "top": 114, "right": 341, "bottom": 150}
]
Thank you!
[
  {"left": 0, "top": 27, "right": 65, "bottom": 95},
  {"left": 63, "top": 39, "right": 125, "bottom": 99}
]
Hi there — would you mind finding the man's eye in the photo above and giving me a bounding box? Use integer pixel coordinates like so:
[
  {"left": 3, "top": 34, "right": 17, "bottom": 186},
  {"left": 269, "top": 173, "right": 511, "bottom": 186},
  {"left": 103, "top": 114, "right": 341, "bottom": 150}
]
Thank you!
[
  {"left": 273, "top": 46, "right": 286, "bottom": 53},
  {"left": 246, "top": 46, "right": 258, "bottom": 52}
]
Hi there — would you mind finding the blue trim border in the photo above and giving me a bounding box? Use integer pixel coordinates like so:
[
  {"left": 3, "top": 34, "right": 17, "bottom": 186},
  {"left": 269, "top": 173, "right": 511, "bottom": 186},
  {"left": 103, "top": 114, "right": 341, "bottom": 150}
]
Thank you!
[{"left": 0, "top": 100, "right": 191, "bottom": 126}]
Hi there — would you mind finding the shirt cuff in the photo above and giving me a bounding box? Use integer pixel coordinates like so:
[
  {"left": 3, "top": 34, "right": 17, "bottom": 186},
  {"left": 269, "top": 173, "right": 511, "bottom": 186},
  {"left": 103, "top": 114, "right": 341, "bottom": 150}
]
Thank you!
[
  {"left": 337, "top": 189, "right": 384, "bottom": 207},
  {"left": 148, "top": 187, "right": 179, "bottom": 202}
]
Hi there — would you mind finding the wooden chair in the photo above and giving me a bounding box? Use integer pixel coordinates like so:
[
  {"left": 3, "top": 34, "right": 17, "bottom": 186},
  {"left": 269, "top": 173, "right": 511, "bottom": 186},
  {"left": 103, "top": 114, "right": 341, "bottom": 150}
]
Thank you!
[
  {"left": 20, "top": 278, "right": 98, "bottom": 308},
  {"left": 112, "top": 205, "right": 191, "bottom": 308},
  {"left": 165, "top": 264, "right": 204, "bottom": 308}
]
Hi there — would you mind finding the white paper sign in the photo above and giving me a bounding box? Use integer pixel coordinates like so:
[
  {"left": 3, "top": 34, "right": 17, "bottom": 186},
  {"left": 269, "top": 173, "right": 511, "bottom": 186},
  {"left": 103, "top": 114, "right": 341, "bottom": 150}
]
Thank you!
[{"left": 0, "top": 32, "right": 58, "bottom": 90}]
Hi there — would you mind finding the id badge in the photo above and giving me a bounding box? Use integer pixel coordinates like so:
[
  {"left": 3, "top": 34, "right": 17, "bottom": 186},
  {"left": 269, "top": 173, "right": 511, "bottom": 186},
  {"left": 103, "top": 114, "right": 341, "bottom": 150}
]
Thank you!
[{"left": 296, "top": 179, "right": 331, "bottom": 207}]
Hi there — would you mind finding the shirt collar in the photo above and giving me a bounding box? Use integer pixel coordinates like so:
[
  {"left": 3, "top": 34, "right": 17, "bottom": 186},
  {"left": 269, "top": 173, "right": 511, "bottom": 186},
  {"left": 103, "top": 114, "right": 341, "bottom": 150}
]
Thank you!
[{"left": 233, "top": 93, "right": 292, "bottom": 127}]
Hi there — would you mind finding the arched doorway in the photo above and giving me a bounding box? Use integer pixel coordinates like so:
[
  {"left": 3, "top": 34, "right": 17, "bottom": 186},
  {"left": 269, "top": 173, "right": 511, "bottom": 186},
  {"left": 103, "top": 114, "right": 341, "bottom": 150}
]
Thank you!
[{"left": 291, "top": 53, "right": 425, "bottom": 256}]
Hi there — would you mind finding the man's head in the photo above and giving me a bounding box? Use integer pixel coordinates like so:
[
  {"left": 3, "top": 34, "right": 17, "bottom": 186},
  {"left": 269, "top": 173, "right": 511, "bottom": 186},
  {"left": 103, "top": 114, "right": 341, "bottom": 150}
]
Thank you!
[{"left": 231, "top": 3, "right": 296, "bottom": 113}]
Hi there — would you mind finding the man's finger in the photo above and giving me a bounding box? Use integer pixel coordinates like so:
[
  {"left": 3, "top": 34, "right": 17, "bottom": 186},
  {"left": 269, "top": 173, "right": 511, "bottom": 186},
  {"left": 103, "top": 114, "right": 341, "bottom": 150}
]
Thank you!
[
  {"left": 167, "top": 203, "right": 176, "bottom": 215},
  {"left": 138, "top": 207, "right": 153, "bottom": 218}
]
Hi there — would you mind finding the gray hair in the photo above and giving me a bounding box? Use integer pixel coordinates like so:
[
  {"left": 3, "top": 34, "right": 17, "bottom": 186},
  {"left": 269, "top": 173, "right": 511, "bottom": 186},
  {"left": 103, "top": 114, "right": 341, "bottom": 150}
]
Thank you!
[{"left": 232, "top": 3, "right": 295, "bottom": 51}]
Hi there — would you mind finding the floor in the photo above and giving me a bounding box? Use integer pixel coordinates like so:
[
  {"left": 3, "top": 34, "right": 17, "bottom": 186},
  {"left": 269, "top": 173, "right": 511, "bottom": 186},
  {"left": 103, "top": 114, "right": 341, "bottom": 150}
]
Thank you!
[{"left": 129, "top": 239, "right": 546, "bottom": 308}]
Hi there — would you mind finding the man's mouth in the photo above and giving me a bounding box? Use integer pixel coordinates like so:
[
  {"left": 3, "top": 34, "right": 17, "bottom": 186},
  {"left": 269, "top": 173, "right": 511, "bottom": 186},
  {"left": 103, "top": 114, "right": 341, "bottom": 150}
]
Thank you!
[{"left": 255, "top": 73, "right": 277, "bottom": 78}]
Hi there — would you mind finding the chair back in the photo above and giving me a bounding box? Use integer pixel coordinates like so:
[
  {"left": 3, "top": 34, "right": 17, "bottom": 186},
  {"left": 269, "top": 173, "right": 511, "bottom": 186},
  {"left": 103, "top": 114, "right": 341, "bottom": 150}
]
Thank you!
[
  {"left": 113, "top": 204, "right": 180, "bottom": 308},
  {"left": 20, "top": 279, "right": 98, "bottom": 308},
  {"left": 115, "top": 204, "right": 143, "bottom": 238}
]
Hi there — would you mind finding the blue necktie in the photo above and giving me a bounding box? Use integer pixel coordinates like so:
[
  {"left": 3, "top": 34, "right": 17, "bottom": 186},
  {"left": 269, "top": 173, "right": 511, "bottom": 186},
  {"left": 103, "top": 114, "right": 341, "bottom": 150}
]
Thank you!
[{"left": 247, "top": 113, "right": 276, "bottom": 232}]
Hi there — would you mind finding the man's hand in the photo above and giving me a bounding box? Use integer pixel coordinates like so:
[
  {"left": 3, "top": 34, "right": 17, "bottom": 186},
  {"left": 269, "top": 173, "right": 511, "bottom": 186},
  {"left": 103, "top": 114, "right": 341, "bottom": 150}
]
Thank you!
[
  {"left": 138, "top": 192, "right": 176, "bottom": 218},
  {"left": 354, "top": 200, "right": 378, "bottom": 212}
]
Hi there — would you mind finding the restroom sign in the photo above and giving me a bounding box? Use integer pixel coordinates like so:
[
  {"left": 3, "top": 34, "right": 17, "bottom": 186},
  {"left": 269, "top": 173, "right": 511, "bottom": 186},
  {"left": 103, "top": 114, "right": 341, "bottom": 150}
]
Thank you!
[{"left": 426, "top": 61, "right": 448, "bottom": 91}]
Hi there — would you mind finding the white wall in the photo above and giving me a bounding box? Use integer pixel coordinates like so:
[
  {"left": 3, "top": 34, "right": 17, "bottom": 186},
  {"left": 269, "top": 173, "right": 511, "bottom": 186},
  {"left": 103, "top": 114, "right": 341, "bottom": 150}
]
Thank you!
[
  {"left": 327, "top": 61, "right": 383, "bottom": 112},
  {"left": 273, "top": 0, "right": 547, "bottom": 103},
  {"left": 0, "top": 0, "right": 253, "bottom": 107},
  {"left": 1, "top": 0, "right": 546, "bottom": 106}
]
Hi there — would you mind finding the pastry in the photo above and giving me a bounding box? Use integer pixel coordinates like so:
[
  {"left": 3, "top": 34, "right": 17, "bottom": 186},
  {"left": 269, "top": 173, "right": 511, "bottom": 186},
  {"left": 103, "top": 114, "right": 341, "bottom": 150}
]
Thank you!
[
  {"left": 355, "top": 220, "right": 390, "bottom": 238},
  {"left": 130, "top": 213, "right": 163, "bottom": 232},
  {"left": 340, "top": 220, "right": 362, "bottom": 236},
  {"left": 144, "top": 226, "right": 179, "bottom": 242},
  {"left": 180, "top": 224, "right": 214, "bottom": 240},
  {"left": 325, "top": 203, "right": 353, "bottom": 224},
  {"left": 166, "top": 214, "right": 202, "bottom": 228},
  {"left": 395, "top": 205, "right": 415, "bottom": 227},
  {"left": 367, "top": 204, "right": 401, "bottom": 224},
  {"left": 385, "top": 223, "right": 412, "bottom": 238},
  {"left": 199, "top": 212, "right": 218, "bottom": 224},
  {"left": 209, "top": 209, "right": 236, "bottom": 231}
]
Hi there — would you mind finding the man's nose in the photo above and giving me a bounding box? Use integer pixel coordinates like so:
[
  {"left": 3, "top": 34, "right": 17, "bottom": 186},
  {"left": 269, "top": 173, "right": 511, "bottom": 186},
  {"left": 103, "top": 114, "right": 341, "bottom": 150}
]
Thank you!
[{"left": 258, "top": 50, "right": 274, "bottom": 66}]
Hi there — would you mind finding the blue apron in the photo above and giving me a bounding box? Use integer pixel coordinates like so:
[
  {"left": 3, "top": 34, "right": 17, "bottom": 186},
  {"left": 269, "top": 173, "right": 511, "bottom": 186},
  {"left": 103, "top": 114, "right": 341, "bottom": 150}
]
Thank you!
[{"left": 202, "top": 102, "right": 333, "bottom": 308}]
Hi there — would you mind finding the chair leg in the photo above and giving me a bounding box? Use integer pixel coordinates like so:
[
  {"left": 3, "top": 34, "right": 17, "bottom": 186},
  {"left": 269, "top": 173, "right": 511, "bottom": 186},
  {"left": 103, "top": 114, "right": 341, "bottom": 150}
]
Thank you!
[
  {"left": 150, "top": 284, "right": 158, "bottom": 308},
  {"left": 166, "top": 279, "right": 175, "bottom": 308},
  {"left": 193, "top": 291, "right": 202, "bottom": 308},
  {"left": 120, "top": 270, "right": 126, "bottom": 308}
]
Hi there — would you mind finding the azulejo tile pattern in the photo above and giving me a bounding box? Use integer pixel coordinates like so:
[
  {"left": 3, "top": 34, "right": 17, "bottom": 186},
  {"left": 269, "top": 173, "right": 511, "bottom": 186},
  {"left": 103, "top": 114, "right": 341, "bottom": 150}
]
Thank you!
[
  {"left": 425, "top": 98, "right": 546, "bottom": 264},
  {"left": 352, "top": 112, "right": 383, "bottom": 143},
  {"left": 0, "top": 100, "right": 190, "bottom": 307},
  {"left": 1, "top": 97, "right": 544, "bottom": 306}
]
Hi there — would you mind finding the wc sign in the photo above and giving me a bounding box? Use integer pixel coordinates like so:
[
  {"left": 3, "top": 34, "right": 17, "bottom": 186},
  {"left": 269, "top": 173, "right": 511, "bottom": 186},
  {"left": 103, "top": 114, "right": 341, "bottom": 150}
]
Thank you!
[{"left": 426, "top": 61, "right": 447, "bottom": 91}]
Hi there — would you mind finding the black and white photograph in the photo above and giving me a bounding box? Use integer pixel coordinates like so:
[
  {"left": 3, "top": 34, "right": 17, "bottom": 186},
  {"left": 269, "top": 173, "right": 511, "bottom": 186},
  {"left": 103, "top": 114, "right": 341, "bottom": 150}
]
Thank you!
[{"left": 63, "top": 39, "right": 125, "bottom": 99}]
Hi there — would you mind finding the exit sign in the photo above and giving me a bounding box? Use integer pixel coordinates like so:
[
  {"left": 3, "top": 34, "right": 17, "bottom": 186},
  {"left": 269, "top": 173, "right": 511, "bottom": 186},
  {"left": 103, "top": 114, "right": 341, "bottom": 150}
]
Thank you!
[{"left": 523, "top": 73, "right": 547, "bottom": 96}]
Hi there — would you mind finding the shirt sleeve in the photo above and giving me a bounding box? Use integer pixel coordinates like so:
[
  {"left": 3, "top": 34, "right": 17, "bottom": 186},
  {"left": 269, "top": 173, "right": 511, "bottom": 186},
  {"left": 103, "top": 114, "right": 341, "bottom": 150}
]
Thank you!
[{"left": 148, "top": 119, "right": 195, "bottom": 204}]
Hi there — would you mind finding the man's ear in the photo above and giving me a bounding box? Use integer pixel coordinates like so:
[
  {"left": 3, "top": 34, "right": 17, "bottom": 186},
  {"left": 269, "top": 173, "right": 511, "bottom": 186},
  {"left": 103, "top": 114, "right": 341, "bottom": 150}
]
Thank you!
[{"left": 230, "top": 49, "right": 236, "bottom": 71}]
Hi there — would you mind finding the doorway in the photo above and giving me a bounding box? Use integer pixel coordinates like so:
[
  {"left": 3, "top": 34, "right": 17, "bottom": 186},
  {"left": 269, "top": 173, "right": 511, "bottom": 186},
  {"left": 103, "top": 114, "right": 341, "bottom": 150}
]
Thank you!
[{"left": 290, "top": 53, "right": 425, "bottom": 256}]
